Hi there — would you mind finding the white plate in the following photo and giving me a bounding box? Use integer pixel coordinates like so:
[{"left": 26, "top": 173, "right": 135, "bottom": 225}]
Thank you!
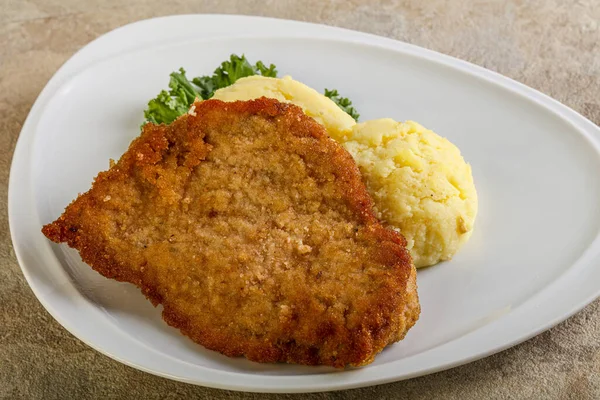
[{"left": 9, "top": 15, "right": 600, "bottom": 393}]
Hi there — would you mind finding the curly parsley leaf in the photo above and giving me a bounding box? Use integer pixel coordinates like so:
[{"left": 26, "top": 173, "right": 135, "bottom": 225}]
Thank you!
[
  {"left": 143, "top": 56, "right": 277, "bottom": 126},
  {"left": 143, "top": 68, "right": 199, "bottom": 125},
  {"left": 255, "top": 61, "right": 278, "bottom": 78},
  {"left": 324, "top": 88, "right": 360, "bottom": 121}
]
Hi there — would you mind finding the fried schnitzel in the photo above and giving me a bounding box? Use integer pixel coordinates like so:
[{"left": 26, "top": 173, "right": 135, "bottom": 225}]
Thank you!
[{"left": 42, "top": 98, "right": 420, "bottom": 367}]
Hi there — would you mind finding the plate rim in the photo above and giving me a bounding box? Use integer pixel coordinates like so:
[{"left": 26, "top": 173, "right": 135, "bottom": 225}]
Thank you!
[{"left": 9, "top": 14, "right": 600, "bottom": 393}]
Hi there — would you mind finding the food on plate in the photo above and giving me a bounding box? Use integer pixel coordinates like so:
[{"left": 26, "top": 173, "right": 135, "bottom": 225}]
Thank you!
[
  {"left": 212, "top": 75, "right": 356, "bottom": 140},
  {"left": 342, "top": 119, "right": 478, "bottom": 267},
  {"left": 42, "top": 98, "right": 420, "bottom": 368}
]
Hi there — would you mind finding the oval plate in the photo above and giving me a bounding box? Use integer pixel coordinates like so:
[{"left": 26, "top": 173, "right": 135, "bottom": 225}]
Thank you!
[{"left": 9, "top": 15, "right": 600, "bottom": 393}]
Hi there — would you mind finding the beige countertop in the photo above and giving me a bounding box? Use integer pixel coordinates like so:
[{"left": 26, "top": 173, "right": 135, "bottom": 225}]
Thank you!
[{"left": 2, "top": 1, "right": 599, "bottom": 398}]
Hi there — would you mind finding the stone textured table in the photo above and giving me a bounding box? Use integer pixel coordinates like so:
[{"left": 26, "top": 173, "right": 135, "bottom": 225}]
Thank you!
[{"left": 1, "top": 1, "right": 599, "bottom": 398}]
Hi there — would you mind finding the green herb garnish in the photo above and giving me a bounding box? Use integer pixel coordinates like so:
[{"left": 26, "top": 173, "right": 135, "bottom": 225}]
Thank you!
[
  {"left": 324, "top": 88, "right": 360, "bottom": 121},
  {"left": 143, "top": 54, "right": 359, "bottom": 126},
  {"left": 143, "top": 68, "right": 199, "bottom": 125}
]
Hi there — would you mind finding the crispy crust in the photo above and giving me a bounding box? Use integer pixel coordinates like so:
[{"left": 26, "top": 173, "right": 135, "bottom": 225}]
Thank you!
[{"left": 42, "top": 98, "right": 420, "bottom": 367}]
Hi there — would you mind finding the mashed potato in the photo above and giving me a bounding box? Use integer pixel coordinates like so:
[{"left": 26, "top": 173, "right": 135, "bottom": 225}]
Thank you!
[
  {"left": 212, "top": 75, "right": 355, "bottom": 140},
  {"left": 343, "top": 119, "right": 477, "bottom": 267},
  {"left": 213, "top": 76, "right": 478, "bottom": 267}
]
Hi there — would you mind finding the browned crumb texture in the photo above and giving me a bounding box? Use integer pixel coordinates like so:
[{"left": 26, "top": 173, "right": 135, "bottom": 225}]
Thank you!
[{"left": 42, "top": 98, "right": 420, "bottom": 367}]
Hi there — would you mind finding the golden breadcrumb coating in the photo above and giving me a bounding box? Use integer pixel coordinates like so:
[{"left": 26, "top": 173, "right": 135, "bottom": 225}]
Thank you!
[{"left": 42, "top": 98, "right": 420, "bottom": 367}]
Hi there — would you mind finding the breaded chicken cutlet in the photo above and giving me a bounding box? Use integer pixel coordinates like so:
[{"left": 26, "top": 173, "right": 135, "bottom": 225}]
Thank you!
[{"left": 42, "top": 98, "right": 420, "bottom": 367}]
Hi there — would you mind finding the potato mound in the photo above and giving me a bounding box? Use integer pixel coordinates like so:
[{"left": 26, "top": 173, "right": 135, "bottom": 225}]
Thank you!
[{"left": 342, "top": 119, "right": 478, "bottom": 267}]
